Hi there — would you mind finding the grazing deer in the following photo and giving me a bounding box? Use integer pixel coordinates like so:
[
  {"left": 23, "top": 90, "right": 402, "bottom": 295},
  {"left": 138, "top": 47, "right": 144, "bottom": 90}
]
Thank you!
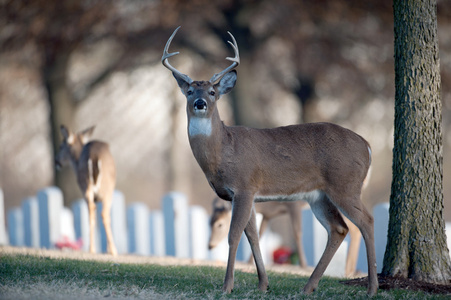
[
  {"left": 209, "top": 198, "right": 309, "bottom": 268},
  {"left": 161, "top": 27, "right": 378, "bottom": 296},
  {"left": 55, "top": 125, "right": 117, "bottom": 256},
  {"left": 209, "top": 198, "right": 364, "bottom": 277}
]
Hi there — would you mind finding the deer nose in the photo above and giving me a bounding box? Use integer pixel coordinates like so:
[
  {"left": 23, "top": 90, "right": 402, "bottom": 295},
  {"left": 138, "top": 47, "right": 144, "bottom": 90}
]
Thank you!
[{"left": 194, "top": 99, "right": 207, "bottom": 111}]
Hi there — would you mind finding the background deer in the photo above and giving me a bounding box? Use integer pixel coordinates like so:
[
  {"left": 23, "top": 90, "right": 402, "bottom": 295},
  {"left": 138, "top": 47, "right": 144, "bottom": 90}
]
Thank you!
[
  {"left": 209, "top": 198, "right": 309, "bottom": 268},
  {"left": 209, "top": 197, "right": 364, "bottom": 277},
  {"left": 162, "top": 27, "right": 378, "bottom": 295},
  {"left": 55, "top": 125, "right": 117, "bottom": 256}
]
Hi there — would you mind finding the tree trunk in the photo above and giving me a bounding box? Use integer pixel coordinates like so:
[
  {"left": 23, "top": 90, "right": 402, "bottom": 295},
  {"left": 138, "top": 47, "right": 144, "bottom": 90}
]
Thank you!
[
  {"left": 382, "top": 0, "right": 451, "bottom": 283},
  {"left": 43, "top": 49, "right": 82, "bottom": 204}
]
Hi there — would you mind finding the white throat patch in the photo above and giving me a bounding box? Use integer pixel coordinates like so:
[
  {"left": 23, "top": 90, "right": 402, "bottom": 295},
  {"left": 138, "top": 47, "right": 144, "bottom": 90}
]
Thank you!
[{"left": 189, "top": 117, "right": 212, "bottom": 137}]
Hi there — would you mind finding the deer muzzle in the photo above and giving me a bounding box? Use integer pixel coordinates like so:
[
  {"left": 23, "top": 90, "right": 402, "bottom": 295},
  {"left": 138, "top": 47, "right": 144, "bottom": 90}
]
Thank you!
[{"left": 194, "top": 99, "right": 207, "bottom": 111}]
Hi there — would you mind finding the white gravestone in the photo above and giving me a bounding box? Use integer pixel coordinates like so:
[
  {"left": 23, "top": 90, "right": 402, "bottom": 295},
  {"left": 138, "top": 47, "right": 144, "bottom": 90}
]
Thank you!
[
  {"left": 162, "top": 192, "right": 190, "bottom": 258},
  {"left": 189, "top": 205, "right": 209, "bottom": 260},
  {"left": 38, "top": 187, "right": 63, "bottom": 249},
  {"left": 0, "top": 189, "right": 8, "bottom": 245},
  {"left": 22, "top": 197, "right": 40, "bottom": 248},
  {"left": 60, "top": 207, "right": 76, "bottom": 242},
  {"left": 150, "top": 210, "right": 165, "bottom": 256},
  {"left": 72, "top": 199, "right": 90, "bottom": 251},
  {"left": 127, "top": 203, "right": 150, "bottom": 255},
  {"left": 7, "top": 207, "right": 24, "bottom": 246}
]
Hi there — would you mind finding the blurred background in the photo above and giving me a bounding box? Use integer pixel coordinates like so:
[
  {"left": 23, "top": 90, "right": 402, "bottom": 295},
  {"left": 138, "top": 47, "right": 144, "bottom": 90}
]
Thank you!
[{"left": 1, "top": 0, "right": 450, "bottom": 226}]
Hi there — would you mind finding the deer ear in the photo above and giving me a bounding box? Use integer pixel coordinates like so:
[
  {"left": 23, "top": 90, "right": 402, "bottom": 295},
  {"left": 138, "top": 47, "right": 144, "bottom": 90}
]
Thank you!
[
  {"left": 60, "top": 125, "right": 74, "bottom": 144},
  {"left": 216, "top": 70, "right": 237, "bottom": 96},
  {"left": 79, "top": 126, "right": 95, "bottom": 144},
  {"left": 173, "top": 72, "right": 190, "bottom": 95}
]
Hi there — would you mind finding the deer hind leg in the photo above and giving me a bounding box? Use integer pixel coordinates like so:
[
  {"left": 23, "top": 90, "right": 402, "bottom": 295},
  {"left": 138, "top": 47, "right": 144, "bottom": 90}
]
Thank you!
[
  {"left": 85, "top": 190, "right": 97, "bottom": 254},
  {"left": 303, "top": 194, "right": 349, "bottom": 294},
  {"left": 339, "top": 199, "right": 378, "bottom": 296},
  {"left": 101, "top": 194, "right": 118, "bottom": 256},
  {"left": 344, "top": 217, "right": 362, "bottom": 277},
  {"left": 247, "top": 216, "right": 268, "bottom": 264},
  {"left": 244, "top": 208, "right": 269, "bottom": 291}
]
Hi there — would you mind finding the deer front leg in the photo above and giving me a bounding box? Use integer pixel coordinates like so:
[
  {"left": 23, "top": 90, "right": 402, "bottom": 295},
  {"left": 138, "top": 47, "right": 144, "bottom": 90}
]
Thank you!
[
  {"left": 223, "top": 193, "right": 254, "bottom": 293},
  {"left": 303, "top": 195, "right": 348, "bottom": 294},
  {"left": 244, "top": 207, "right": 269, "bottom": 291}
]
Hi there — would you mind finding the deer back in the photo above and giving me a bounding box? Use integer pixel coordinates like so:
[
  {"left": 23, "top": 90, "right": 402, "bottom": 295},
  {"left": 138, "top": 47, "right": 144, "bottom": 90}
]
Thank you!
[{"left": 77, "top": 141, "right": 116, "bottom": 202}]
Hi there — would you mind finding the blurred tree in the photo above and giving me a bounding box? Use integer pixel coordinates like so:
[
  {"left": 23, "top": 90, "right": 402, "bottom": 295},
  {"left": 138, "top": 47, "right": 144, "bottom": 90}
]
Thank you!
[
  {"left": 0, "top": 0, "right": 420, "bottom": 211},
  {"left": 2, "top": 0, "right": 114, "bottom": 200},
  {"left": 1, "top": 0, "right": 172, "bottom": 202},
  {"left": 382, "top": 0, "right": 451, "bottom": 283}
]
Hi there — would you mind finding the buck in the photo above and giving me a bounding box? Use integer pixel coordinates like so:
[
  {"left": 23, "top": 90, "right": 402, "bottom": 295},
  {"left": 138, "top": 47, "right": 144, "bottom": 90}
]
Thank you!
[
  {"left": 162, "top": 27, "right": 378, "bottom": 296},
  {"left": 208, "top": 198, "right": 364, "bottom": 277},
  {"left": 55, "top": 125, "right": 117, "bottom": 256}
]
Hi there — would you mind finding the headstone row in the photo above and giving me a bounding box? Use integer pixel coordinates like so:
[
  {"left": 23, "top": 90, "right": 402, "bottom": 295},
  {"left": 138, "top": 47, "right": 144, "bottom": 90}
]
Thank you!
[{"left": 3, "top": 187, "right": 450, "bottom": 277}]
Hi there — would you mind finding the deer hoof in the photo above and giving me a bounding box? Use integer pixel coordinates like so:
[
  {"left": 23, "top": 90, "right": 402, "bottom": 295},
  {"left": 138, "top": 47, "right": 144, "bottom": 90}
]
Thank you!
[
  {"left": 258, "top": 284, "right": 270, "bottom": 293},
  {"left": 109, "top": 248, "right": 118, "bottom": 257},
  {"left": 258, "top": 281, "right": 269, "bottom": 292},
  {"left": 302, "top": 285, "right": 316, "bottom": 295},
  {"left": 222, "top": 282, "right": 233, "bottom": 294}
]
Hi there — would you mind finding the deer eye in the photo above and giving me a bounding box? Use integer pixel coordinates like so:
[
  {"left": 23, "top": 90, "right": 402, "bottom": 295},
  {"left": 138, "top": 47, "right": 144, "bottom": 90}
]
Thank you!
[
  {"left": 187, "top": 90, "right": 193, "bottom": 95},
  {"left": 210, "top": 90, "right": 215, "bottom": 96}
]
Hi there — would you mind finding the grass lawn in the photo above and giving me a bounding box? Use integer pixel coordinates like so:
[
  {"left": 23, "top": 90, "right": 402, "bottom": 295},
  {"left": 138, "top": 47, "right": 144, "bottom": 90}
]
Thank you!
[{"left": 0, "top": 252, "right": 448, "bottom": 299}]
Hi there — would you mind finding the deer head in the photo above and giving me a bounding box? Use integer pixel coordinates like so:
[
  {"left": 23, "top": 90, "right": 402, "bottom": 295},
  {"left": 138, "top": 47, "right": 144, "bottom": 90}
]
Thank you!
[
  {"left": 161, "top": 27, "right": 239, "bottom": 137},
  {"left": 55, "top": 125, "right": 95, "bottom": 169}
]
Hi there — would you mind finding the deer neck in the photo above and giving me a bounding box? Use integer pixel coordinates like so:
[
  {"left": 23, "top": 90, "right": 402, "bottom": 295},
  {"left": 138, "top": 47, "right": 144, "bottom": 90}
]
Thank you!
[
  {"left": 70, "top": 141, "right": 85, "bottom": 171},
  {"left": 187, "top": 107, "right": 225, "bottom": 175}
]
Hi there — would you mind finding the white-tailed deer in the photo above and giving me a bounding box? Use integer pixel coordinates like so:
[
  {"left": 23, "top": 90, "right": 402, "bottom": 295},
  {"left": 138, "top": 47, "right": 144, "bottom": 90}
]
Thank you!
[
  {"left": 209, "top": 198, "right": 363, "bottom": 277},
  {"left": 209, "top": 198, "right": 309, "bottom": 268},
  {"left": 162, "top": 27, "right": 378, "bottom": 296},
  {"left": 55, "top": 125, "right": 117, "bottom": 256}
]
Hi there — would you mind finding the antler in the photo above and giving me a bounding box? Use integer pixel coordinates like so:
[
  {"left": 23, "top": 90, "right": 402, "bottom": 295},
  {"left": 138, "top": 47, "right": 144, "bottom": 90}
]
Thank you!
[
  {"left": 209, "top": 31, "right": 240, "bottom": 83},
  {"left": 161, "top": 26, "right": 193, "bottom": 84}
]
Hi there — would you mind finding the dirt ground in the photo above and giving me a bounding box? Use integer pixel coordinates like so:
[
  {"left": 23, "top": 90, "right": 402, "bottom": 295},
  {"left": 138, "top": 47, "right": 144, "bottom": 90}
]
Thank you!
[
  {"left": 342, "top": 274, "right": 451, "bottom": 295},
  {"left": 2, "top": 246, "right": 450, "bottom": 295}
]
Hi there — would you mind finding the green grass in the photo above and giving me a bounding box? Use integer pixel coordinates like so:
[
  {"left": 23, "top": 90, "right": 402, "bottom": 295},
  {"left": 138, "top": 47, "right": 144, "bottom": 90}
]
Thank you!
[{"left": 0, "top": 253, "right": 447, "bottom": 299}]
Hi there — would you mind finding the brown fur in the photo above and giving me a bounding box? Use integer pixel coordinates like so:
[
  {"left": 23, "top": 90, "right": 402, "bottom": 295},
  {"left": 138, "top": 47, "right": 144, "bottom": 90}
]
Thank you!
[
  {"left": 162, "top": 28, "right": 378, "bottom": 296},
  {"left": 209, "top": 198, "right": 364, "bottom": 277},
  {"left": 56, "top": 125, "right": 117, "bottom": 256}
]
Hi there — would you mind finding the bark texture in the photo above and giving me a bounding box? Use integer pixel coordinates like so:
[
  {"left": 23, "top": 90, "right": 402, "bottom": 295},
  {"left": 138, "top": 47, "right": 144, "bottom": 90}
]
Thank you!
[
  {"left": 43, "top": 49, "right": 81, "bottom": 203},
  {"left": 382, "top": 0, "right": 451, "bottom": 283}
]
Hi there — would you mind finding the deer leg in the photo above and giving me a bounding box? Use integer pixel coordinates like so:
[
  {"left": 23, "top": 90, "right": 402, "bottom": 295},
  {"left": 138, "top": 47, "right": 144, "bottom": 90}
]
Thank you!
[
  {"left": 86, "top": 191, "right": 96, "bottom": 254},
  {"left": 222, "top": 193, "right": 254, "bottom": 293},
  {"left": 101, "top": 198, "right": 118, "bottom": 256},
  {"left": 247, "top": 217, "right": 268, "bottom": 264},
  {"left": 344, "top": 217, "right": 362, "bottom": 277},
  {"left": 303, "top": 195, "right": 348, "bottom": 294},
  {"left": 244, "top": 208, "right": 269, "bottom": 291},
  {"left": 289, "top": 206, "right": 308, "bottom": 268},
  {"left": 339, "top": 200, "right": 378, "bottom": 296}
]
